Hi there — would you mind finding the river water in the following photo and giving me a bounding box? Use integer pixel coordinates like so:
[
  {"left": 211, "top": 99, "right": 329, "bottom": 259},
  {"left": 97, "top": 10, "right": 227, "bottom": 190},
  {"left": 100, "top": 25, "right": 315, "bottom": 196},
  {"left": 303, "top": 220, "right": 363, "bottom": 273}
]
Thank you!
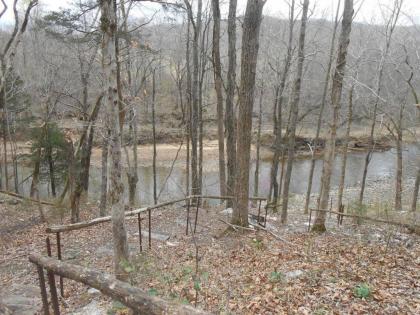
[{"left": 16, "top": 145, "right": 419, "bottom": 206}]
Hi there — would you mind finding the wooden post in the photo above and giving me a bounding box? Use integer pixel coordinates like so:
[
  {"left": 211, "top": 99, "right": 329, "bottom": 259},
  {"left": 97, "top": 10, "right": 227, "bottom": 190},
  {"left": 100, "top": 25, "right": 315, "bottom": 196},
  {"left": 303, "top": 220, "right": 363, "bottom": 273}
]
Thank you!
[
  {"left": 264, "top": 204, "right": 268, "bottom": 228},
  {"left": 36, "top": 265, "right": 50, "bottom": 315},
  {"left": 138, "top": 213, "right": 142, "bottom": 252},
  {"left": 56, "top": 232, "right": 64, "bottom": 297},
  {"left": 46, "top": 237, "right": 52, "bottom": 257},
  {"left": 257, "top": 200, "right": 262, "bottom": 225},
  {"left": 47, "top": 268, "right": 60, "bottom": 315},
  {"left": 45, "top": 237, "right": 60, "bottom": 314},
  {"left": 148, "top": 208, "right": 151, "bottom": 249}
]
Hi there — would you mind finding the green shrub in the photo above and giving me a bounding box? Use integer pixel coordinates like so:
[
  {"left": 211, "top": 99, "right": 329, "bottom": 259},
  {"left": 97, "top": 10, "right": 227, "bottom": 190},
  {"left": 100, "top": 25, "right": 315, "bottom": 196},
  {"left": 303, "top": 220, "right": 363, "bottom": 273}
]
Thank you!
[{"left": 353, "top": 283, "right": 371, "bottom": 299}]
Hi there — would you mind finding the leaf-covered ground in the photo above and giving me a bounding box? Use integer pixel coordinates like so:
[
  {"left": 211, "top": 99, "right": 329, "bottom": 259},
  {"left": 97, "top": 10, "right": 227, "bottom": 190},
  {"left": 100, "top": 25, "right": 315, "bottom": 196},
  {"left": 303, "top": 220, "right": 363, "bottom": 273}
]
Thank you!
[{"left": 0, "top": 195, "right": 419, "bottom": 314}]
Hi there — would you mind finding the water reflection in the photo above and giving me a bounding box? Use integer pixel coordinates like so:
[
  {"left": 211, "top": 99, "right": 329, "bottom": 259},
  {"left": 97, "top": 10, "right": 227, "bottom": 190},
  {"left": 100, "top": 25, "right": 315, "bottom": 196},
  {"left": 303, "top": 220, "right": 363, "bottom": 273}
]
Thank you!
[{"left": 15, "top": 145, "right": 419, "bottom": 206}]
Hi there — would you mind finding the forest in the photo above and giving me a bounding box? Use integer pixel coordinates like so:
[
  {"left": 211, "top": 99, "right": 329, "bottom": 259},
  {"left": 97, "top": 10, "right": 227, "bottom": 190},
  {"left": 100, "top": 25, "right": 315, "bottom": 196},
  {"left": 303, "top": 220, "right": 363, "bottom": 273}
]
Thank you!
[{"left": 0, "top": 0, "right": 419, "bottom": 314}]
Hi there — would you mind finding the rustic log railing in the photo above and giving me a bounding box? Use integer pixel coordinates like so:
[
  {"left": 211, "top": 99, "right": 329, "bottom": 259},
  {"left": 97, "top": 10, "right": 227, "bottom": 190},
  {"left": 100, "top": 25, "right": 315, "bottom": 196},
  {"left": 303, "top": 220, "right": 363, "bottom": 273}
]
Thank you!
[
  {"left": 29, "top": 253, "right": 209, "bottom": 315},
  {"left": 44, "top": 195, "right": 267, "bottom": 296},
  {"left": 308, "top": 207, "right": 420, "bottom": 231}
]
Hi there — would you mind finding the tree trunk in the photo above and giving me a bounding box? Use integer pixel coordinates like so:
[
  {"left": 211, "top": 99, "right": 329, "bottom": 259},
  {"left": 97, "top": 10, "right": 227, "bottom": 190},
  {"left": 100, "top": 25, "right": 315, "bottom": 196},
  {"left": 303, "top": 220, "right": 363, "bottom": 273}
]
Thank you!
[
  {"left": 232, "top": 0, "right": 265, "bottom": 226},
  {"left": 337, "top": 84, "right": 354, "bottom": 210},
  {"left": 269, "top": 0, "right": 295, "bottom": 206},
  {"left": 185, "top": 0, "right": 202, "bottom": 197},
  {"left": 69, "top": 141, "right": 81, "bottom": 223},
  {"left": 185, "top": 19, "right": 192, "bottom": 197},
  {"left": 2, "top": 89, "right": 9, "bottom": 190},
  {"left": 30, "top": 148, "right": 41, "bottom": 198},
  {"left": 211, "top": 0, "right": 227, "bottom": 199},
  {"left": 303, "top": 0, "right": 341, "bottom": 214},
  {"left": 312, "top": 0, "right": 353, "bottom": 232},
  {"left": 152, "top": 70, "right": 158, "bottom": 205},
  {"left": 81, "top": 123, "right": 95, "bottom": 193},
  {"left": 45, "top": 128, "right": 56, "bottom": 198},
  {"left": 225, "top": 0, "right": 237, "bottom": 208},
  {"left": 99, "top": 131, "right": 109, "bottom": 217},
  {"left": 395, "top": 129, "right": 403, "bottom": 211},
  {"left": 100, "top": 0, "right": 129, "bottom": 281},
  {"left": 412, "top": 168, "right": 419, "bottom": 212},
  {"left": 280, "top": 0, "right": 310, "bottom": 224},
  {"left": 254, "top": 86, "right": 263, "bottom": 198}
]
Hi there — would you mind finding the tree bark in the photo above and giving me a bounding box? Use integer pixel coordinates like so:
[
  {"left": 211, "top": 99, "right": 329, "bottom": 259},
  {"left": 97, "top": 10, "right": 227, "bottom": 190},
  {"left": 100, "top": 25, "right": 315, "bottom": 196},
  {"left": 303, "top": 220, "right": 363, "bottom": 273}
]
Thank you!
[
  {"left": 152, "top": 69, "right": 158, "bottom": 205},
  {"left": 280, "top": 0, "right": 310, "bottom": 224},
  {"left": 232, "top": 0, "right": 266, "bottom": 226},
  {"left": 312, "top": 0, "right": 354, "bottom": 232},
  {"left": 254, "top": 85, "right": 263, "bottom": 198},
  {"left": 211, "top": 0, "right": 227, "bottom": 199},
  {"left": 412, "top": 168, "right": 419, "bottom": 212},
  {"left": 337, "top": 85, "right": 354, "bottom": 210},
  {"left": 30, "top": 148, "right": 41, "bottom": 198},
  {"left": 225, "top": 0, "right": 237, "bottom": 208},
  {"left": 395, "top": 121, "right": 403, "bottom": 212},
  {"left": 100, "top": 0, "right": 129, "bottom": 280},
  {"left": 185, "top": 19, "right": 192, "bottom": 197},
  {"left": 184, "top": 0, "right": 202, "bottom": 197}
]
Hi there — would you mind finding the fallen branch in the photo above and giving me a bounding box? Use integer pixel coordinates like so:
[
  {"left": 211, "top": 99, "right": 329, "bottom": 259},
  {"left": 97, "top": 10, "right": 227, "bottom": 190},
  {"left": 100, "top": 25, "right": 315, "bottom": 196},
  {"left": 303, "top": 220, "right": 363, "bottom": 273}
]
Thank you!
[
  {"left": 218, "top": 219, "right": 255, "bottom": 231},
  {"left": 249, "top": 223, "right": 294, "bottom": 246}
]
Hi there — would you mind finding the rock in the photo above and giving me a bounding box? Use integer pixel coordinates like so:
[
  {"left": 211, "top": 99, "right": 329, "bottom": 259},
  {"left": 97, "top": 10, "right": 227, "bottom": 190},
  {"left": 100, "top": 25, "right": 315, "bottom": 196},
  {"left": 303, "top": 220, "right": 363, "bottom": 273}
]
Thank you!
[
  {"left": 220, "top": 208, "right": 233, "bottom": 215},
  {"left": 6, "top": 199, "right": 20, "bottom": 205},
  {"left": 133, "top": 231, "right": 170, "bottom": 242},
  {"left": 71, "top": 300, "right": 106, "bottom": 315},
  {"left": 285, "top": 270, "right": 304, "bottom": 279},
  {"left": 88, "top": 288, "right": 100, "bottom": 296}
]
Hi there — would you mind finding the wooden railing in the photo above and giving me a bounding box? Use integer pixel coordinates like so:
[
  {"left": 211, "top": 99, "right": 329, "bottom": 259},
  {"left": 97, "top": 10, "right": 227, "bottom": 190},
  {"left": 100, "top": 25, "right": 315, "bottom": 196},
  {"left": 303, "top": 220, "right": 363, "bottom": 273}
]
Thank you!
[
  {"left": 46, "top": 195, "right": 267, "bottom": 234},
  {"left": 44, "top": 195, "right": 268, "bottom": 297},
  {"left": 29, "top": 253, "right": 209, "bottom": 315}
]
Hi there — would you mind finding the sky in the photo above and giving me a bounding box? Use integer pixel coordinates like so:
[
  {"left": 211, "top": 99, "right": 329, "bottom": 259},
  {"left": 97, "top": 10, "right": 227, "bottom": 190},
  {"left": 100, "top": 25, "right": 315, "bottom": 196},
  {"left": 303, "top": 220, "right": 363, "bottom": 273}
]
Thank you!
[{"left": 0, "top": 0, "right": 419, "bottom": 26}]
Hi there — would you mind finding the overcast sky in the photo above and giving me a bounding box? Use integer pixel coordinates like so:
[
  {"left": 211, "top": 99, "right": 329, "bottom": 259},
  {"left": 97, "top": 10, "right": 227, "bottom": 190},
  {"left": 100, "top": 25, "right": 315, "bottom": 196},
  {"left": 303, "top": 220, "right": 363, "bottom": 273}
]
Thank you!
[{"left": 0, "top": 0, "right": 419, "bottom": 26}]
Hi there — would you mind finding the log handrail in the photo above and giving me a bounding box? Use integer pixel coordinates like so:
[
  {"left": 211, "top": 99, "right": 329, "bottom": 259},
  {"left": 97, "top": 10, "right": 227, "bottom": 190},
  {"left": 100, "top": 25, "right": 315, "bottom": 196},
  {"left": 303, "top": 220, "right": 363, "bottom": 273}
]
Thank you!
[
  {"left": 309, "top": 208, "right": 420, "bottom": 229},
  {"left": 29, "top": 253, "right": 209, "bottom": 315},
  {"left": 46, "top": 195, "right": 267, "bottom": 233}
]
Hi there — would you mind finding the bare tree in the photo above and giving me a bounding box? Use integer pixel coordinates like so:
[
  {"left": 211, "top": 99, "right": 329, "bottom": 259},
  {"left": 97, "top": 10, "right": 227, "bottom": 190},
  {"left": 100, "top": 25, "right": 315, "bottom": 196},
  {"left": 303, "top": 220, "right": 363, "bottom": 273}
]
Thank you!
[
  {"left": 337, "top": 84, "right": 355, "bottom": 210},
  {"left": 232, "top": 0, "right": 266, "bottom": 226},
  {"left": 280, "top": 0, "right": 310, "bottom": 224},
  {"left": 312, "top": 0, "right": 354, "bottom": 232},
  {"left": 211, "top": 0, "right": 227, "bottom": 198},
  {"left": 0, "top": 0, "right": 38, "bottom": 191},
  {"left": 269, "top": 0, "right": 295, "bottom": 206},
  {"left": 254, "top": 83, "right": 264, "bottom": 198},
  {"left": 99, "top": 0, "right": 129, "bottom": 280},
  {"left": 184, "top": 0, "right": 202, "bottom": 196},
  {"left": 225, "top": 0, "right": 237, "bottom": 207}
]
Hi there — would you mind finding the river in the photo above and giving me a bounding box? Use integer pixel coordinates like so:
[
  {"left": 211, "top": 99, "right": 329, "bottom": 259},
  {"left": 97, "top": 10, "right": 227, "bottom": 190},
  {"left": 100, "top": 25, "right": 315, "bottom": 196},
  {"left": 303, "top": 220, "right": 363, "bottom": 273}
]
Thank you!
[{"left": 15, "top": 145, "right": 419, "bottom": 206}]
